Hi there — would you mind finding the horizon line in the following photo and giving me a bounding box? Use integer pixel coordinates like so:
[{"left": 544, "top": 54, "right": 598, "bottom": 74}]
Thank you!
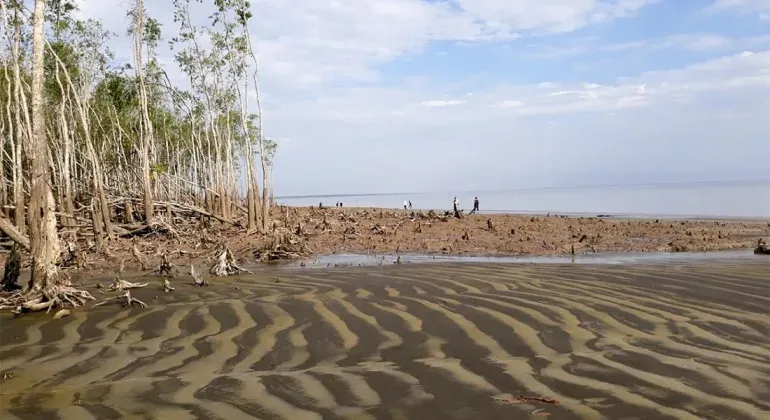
[{"left": 275, "top": 178, "right": 770, "bottom": 200}]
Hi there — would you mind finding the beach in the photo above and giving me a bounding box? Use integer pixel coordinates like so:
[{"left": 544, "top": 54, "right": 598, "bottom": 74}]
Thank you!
[{"left": 1, "top": 259, "right": 769, "bottom": 419}]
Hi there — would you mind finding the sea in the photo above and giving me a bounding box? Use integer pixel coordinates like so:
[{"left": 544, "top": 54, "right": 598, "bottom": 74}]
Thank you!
[{"left": 276, "top": 181, "right": 770, "bottom": 219}]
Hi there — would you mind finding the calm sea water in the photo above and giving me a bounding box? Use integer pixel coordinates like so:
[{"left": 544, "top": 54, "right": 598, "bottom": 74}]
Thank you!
[{"left": 277, "top": 182, "right": 770, "bottom": 219}]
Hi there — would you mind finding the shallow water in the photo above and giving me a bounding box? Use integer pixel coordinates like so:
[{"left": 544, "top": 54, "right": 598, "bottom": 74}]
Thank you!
[
  {"left": 276, "top": 249, "right": 762, "bottom": 269},
  {"left": 277, "top": 182, "right": 770, "bottom": 219}
]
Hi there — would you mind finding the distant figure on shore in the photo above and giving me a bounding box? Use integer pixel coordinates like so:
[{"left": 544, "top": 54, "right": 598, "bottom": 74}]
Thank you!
[
  {"left": 452, "top": 196, "right": 462, "bottom": 219},
  {"left": 470, "top": 197, "right": 480, "bottom": 214},
  {"left": 408, "top": 200, "right": 413, "bottom": 209},
  {"left": 403, "top": 200, "right": 408, "bottom": 210},
  {"left": 340, "top": 202, "right": 343, "bottom": 208}
]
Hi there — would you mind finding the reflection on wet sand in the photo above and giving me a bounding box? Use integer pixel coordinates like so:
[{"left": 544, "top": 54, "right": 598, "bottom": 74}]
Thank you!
[{"left": 1, "top": 261, "right": 768, "bottom": 419}]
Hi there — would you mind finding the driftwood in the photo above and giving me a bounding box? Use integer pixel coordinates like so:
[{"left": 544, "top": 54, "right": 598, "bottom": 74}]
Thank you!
[
  {"left": 108, "top": 277, "right": 149, "bottom": 291},
  {"left": 191, "top": 265, "right": 208, "bottom": 286},
  {"left": 93, "top": 290, "right": 147, "bottom": 309},
  {"left": 210, "top": 247, "right": 251, "bottom": 276}
]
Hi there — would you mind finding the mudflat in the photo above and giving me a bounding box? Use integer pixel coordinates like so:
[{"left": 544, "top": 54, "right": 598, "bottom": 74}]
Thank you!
[
  {"left": 1, "top": 260, "right": 769, "bottom": 419},
  {"left": 10, "top": 207, "right": 766, "bottom": 272}
]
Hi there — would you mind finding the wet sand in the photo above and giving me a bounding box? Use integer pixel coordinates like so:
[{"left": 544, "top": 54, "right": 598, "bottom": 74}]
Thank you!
[{"left": 1, "top": 260, "right": 769, "bottom": 419}]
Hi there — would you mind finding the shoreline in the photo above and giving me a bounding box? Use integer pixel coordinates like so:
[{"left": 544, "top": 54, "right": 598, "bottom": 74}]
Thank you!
[
  {"left": 1, "top": 205, "right": 768, "bottom": 274},
  {"left": 295, "top": 205, "right": 770, "bottom": 222}
]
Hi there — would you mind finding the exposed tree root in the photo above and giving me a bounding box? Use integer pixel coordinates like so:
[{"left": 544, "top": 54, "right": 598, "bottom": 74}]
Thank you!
[
  {"left": 153, "top": 253, "right": 174, "bottom": 276},
  {"left": 93, "top": 290, "right": 147, "bottom": 309},
  {"left": 0, "top": 274, "right": 95, "bottom": 314},
  {"left": 163, "top": 278, "right": 175, "bottom": 292},
  {"left": 210, "top": 247, "right": 251, "bottom": 275},
  {"left": 191, "top": 265, "right": 208, "bottom": 286},
  {"left": 755, "top": 239, "right": 769, "bottom": 255},
  {"left": 108, "top": 277, "right": 149, "bottom": 291},
  {"left": 132, "top": 243, "right": 148, "bottom": 270},
  {"left": 253, "top": 230, "right": 310, "bottom": 262}
]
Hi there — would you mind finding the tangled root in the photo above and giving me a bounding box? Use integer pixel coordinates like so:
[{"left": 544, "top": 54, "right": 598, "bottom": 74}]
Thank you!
[{"left": 209, "top": 247, "right": 251, "bottom": 276}]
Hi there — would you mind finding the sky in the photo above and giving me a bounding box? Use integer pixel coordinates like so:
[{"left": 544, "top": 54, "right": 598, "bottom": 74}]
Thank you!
[{"left": 74, "top": 0, "right": 770, "bottom": 196}]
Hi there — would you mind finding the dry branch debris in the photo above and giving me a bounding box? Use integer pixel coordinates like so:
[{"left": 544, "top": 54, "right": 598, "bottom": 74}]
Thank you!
[
  {"left": 191, "top": 265, "right": 208, "bottom": 286},
  {"left": 108, "top": 277, "right": 149, "bottom": 291},
  {"left": 210, "top": 247, "right": 251, "bottom": 276},
  {"left": 93, "top": 290, "right": 148, "bottom": 309}
]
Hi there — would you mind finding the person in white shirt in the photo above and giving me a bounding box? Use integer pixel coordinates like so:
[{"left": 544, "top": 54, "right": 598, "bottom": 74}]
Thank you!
[{"left": 404, "top": 200, "right": 408, "bottom": 210}]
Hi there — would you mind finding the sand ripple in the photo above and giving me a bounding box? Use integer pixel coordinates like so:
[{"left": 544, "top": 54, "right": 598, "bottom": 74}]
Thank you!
[{"left": 1, "top": 260, "right": 768, "bottom": 419}]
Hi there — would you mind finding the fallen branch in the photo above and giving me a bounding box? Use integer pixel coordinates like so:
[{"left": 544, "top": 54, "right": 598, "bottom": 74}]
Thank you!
[
  {"left": 108, "top": 277, "right": 149, "bottom": 291},
  {"left": 93, "top": 290, "right": 147, "bottom": 309},
  {"left": 0, "top": 215, "right": 30, "bottom": 251},
  {"left": 158, "top": 201, "right": 240, "bottom": 227}
]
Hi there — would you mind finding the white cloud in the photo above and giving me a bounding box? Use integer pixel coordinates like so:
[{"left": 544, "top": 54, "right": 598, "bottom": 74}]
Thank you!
[
  {"left": 709, "top": 0, "right": 770, "bottom": 15},
  {"left": 70, "top": 0, "right": 770, "bottom": 194},
  {"left": 421, "top": 100, "right": 466, "bottom": 107}
]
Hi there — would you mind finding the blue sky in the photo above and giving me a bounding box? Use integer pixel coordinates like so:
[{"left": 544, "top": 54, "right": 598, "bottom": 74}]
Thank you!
[{"left": 79, "top": 0, "right": 770, "bottom": 196}]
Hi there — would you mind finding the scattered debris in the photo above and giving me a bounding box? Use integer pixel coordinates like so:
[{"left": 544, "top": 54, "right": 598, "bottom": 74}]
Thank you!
[
  {"left": 492, "top": 395, "right": 559, "bottom": 405},
  {"left": 53, "top": 309, "right": 71, "bottom": 319},
  {"left": 191, "top": 265, "right": 208, "bottom": 287},
  {"left": 163, "top": 278, "right": 175, "bottom": 292},
  {"left": 755, "top": 238, "right": 769, "bottom": 255},
  {"left": 93, "top": 290, "right": 148, "bottom": 309},
  {"left": 253, "top": 231, "right": 310, "bottom": 262},
  {"left": 155, "top": 253, "right": 174, "bottom": 276},
  {"left": 210, "top": 247, "right": 251, "bottom": 276},
  {"left": 108, "top": 278, "right": 149, "bottom": 292}
]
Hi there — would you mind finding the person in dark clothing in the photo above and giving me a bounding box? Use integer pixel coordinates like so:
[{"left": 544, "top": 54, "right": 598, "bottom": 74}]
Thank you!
[
  {"left": 408, "top": 201, "right": 413, "bottom": 209},
  {"left": 470, "top": 197, "right": 480, "bottom": 214}
]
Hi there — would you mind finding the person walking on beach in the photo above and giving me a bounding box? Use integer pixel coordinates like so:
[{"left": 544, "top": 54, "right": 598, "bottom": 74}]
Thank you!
[
  {"left": 404, "top": 200, "right": 408, "bottom": 210},
  {"left": 470, "top": 197, "right": 480, "bottom": 214},
  {"left": 408, "top": 200, "right": 413, "bottom": 209}
]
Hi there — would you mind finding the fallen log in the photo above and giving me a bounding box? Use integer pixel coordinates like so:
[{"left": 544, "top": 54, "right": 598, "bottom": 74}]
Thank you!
[
  {"left": 158, "top": 201, "right": 240, "bottom": 227},
  {"left": 0, "top": 215, "right": 30, "bottom": 251}
]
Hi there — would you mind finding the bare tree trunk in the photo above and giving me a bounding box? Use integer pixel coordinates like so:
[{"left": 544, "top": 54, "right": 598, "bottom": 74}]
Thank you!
[
  {"left": 26, "top": 0, "right": 59, "bottom": 291},
  {"left": 133, "top": 0, "right": 155, "bottom": 224}
]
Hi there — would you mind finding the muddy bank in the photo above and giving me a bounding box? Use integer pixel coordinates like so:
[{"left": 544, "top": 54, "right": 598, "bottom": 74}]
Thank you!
[
  {"left": 1, "top": 260, "right": 768, "bottom": 419},
  {"left": 1, "top": 206, "right": 768, "bottom": 275}
]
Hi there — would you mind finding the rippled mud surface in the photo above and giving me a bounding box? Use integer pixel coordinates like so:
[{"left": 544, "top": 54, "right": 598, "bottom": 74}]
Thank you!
[{"left": 1, "top": 260, "right": 768, "bottom": 419}]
